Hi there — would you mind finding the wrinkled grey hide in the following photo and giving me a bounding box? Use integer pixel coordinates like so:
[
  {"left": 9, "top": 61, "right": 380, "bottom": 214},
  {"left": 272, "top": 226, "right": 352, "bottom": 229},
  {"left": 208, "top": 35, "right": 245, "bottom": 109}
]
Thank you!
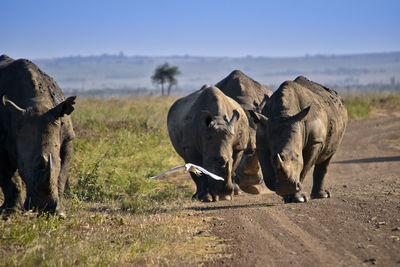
[
  {"left": 216, "top": 70, "right": 272, "bottom": 194},
  {"left": 167, "top": 85, "right": 249, "bottom": 201},
  {"left": 250, "top": 76, "right": 347, "bottom": 203},
  {"left": 0, "top": 55, "right": 76, "bottom": 217}
]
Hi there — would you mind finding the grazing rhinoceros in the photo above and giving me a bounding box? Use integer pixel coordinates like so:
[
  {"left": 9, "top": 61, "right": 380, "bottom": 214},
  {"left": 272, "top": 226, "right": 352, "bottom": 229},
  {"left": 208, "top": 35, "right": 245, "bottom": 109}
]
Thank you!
[
  {"left": 250, "top": 76, "right": 347, "bottom": 203},
  {"left": 216, "top": 70, "right": 272, "bottom": 194},
  {"left": 0, "top": 55, "right": 76, "bottom": 217},
  {"left": 167, "top": 85, "right": 249, "bottom": 201}
]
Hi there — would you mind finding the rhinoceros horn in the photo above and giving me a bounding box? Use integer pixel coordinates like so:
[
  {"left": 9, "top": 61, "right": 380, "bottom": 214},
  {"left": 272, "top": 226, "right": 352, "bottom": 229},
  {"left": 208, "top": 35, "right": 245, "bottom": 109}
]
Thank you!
[
  {"left": 47, "top": 153, "right": 52, "bottom": 175},
  {"left": 276, "top": 153, "right": 289, "bottom": 177},
  {"left": 2, "top": 95, "right": 26, "bottom": 115}
]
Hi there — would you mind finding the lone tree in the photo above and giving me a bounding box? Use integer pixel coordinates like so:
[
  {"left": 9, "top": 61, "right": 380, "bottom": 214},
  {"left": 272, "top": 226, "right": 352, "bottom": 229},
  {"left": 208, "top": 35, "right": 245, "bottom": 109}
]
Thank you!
[{"left": 151, "top": 63, "right": 181, "bottom": 96}]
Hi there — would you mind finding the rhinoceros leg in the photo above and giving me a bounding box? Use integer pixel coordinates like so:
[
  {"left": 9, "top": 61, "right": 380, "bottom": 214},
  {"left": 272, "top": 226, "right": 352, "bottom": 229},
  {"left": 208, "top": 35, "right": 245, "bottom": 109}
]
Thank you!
[
  {"left": 234, "top": 150, "right": 262, "bottom": 195},
  {"left": 310, "top": 156, "right": 332, "bottom": 199},
  {"left": 300, "top": 143, "right": 323, "bottom": 183},
  {"left": 283, "top": 192, "right": 308, "bottom": 203},
  {"left": 52, "top": 140, "right": 73, "bottom": 217},
  {"left": 0, "top": 155, "right": 23, "bottom": 214},
  {"left": 231, "top": 150, "right": 245, "bottom": 196},
  {"left": 189, "top": 172, "right": 212, "bottom": 202},
  {"left": 58, "top": 140, "right": 73, "bottom": 199},
  {"left": 189, "top": 172, "right": 202, "bottom": 199},
  {"left": 183, "top": 150, "right": 212, "bottom": 202}
]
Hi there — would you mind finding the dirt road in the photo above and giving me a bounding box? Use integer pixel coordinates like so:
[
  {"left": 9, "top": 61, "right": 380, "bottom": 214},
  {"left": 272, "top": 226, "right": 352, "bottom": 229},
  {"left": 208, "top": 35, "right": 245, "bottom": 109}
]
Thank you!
[{"left": 189, "top": 110, "right": 400, "bottom": 266}]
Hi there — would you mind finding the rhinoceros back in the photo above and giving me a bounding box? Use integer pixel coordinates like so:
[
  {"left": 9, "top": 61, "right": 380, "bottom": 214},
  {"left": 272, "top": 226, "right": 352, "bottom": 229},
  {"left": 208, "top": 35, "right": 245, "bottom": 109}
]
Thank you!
[
  {"left": 216, "top": 70, "right": 272, "bottom": 112},
  {"left": 0, "top": 55, "right": 65, "bottom": 109}
]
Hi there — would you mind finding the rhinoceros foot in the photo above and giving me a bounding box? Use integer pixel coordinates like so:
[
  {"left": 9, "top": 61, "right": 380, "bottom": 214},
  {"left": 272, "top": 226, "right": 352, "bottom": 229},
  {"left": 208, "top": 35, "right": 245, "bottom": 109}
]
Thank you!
[
  {"left": 310, "top": 189, "right": 331, "bottom": 199},
  {"left": 218, "top": 194, "right": 232, "bottom": 201},
  {"left": 0, "top": 199, "right": 24, "bottom": 219},
  {"left": 283, "top": 192, "right": 308, "bottom": 203},
  {"left": 199, "top": 194, "right": 213, "bottom": 202},
  {"left": 0, "top": 206, "right": 22, "bottom": 220},
  {"left": 233, "top": 183, "right": 241, "bottom": 195},
  {"left": 239, "top": 184, "right": 261, "bottom": 195},
  {"left": 192, "top": 192, "right": 199, "bottom": 200},
  {"left": 191, "top": 192, "right": 212, "bottom": 203}
]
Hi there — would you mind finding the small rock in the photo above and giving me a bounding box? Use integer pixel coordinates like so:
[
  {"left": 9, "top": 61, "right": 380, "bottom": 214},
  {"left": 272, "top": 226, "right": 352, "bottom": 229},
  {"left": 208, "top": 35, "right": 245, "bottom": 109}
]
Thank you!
[
  {"left": 378, "top": 221, "right": 386, "bottom": 225},
  {"left": 392, "top": 227, "right": 400, "bottom": 231},
  {"left": 364, "top": 258, "right": 376, "bottom": 264},
  {"left": 389, "top": 236, "right": 400, "bottom": 241},
  {"left": 196, "top": 230, "right": 205, "bottom": 235}
]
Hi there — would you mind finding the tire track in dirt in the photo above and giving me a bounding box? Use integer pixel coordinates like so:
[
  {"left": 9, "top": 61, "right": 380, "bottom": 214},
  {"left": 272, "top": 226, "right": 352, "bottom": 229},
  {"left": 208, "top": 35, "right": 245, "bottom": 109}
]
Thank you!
[{"left": 197, "top": 111, "right": 400, "bottom": 267}]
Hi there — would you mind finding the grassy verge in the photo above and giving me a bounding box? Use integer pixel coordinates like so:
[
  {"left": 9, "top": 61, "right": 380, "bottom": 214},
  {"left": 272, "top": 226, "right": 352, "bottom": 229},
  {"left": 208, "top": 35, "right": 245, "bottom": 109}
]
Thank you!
[
  {"left": 343, "top": 92, "right": 400, "bottom": 119},
  {"left": 0, "top": 97, "right": 227, "bottom": 266},
  {"left": 69, "top": 97, "right": 190, "bottom": 212},
  {"left": 1, "top": 201, "right": 226, "bottom": 266}
]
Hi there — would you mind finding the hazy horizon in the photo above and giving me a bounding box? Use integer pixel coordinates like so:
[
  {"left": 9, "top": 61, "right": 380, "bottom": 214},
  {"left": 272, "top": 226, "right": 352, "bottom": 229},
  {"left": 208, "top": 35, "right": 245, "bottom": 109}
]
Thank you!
[
  {"left": 6, "top": 50, "right": 399, "bottom": 61},
  {"left": 1, "top": 0, "right": 399, "bottom": 59}
]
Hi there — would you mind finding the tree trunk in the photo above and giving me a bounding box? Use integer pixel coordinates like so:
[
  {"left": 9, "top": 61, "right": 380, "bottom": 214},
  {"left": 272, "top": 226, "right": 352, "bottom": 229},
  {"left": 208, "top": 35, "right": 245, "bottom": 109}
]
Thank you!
[
  {"left": 167, "top": 83, "right": 172, "bottom": 96},
  {"left": 161, "top": 82, "right": 164, "bottom": 96}
]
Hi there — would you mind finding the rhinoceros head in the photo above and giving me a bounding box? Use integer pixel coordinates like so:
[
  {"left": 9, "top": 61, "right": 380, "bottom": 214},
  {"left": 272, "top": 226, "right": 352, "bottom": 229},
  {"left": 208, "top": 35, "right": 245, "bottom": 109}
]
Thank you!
[
  {"left": 250, "top": 106, "right": 310, "bottom": 196},
  {"left": 199, "top": 109, "right": 240, "bottom": 200},
  {"left": 2, "top": 96, "right": 76, "bottom": 215}
]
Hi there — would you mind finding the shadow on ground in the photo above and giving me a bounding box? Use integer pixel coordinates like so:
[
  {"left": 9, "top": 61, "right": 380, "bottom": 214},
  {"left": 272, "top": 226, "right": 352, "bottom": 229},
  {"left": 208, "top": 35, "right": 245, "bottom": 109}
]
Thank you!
[
  {"left": 188, "top": 202, "right": 276, "bottom": 211},
  {"left": 333, "top": 156, "right": 400, "bottom": 164}
]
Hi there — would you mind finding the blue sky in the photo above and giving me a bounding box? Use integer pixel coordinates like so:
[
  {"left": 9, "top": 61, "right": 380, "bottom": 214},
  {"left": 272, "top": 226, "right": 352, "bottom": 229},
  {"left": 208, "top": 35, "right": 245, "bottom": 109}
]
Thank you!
[{"left": 1, "top": 0, "right": 399, "bottom": 59}]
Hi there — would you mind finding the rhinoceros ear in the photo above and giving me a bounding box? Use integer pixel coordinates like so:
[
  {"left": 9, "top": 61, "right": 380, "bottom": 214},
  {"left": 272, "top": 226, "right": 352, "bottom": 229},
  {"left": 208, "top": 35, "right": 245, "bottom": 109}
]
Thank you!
[
  {"left": 290, "top": 105, "right": 310, "bottom": 123},
  {"left": 248, "top": 110, "right": 268, "bottom": 126},
  {"left": 255, "top": 94, "right": 270, "bottom": 113},
  {"left": 53, "top": 96, "right": 77, "bottom": 118},
  {"left": 200, "top": 84, "right": 210, "bottom": 90},
  {"left": 201, "top": 110, "right": 214, "bottom": 128},
  {"left": 2, "top": 95, "right": 26, "bottom": 117},
  {"left": 229, "top": 110, "right": 240, "bottom": 124},
  {"left": 227, "top": 109, "right": 240, "bottom": 134}
]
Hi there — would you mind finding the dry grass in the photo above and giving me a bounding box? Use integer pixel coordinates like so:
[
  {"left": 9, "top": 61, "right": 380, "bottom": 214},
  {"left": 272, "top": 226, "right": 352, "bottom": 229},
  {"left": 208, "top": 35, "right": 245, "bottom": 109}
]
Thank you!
[
  {"left": 0, "top": 97, "right": 227, "bottom": 266},
  {"left": 343, "top": 92, "right": 400, "bottom": 119}
]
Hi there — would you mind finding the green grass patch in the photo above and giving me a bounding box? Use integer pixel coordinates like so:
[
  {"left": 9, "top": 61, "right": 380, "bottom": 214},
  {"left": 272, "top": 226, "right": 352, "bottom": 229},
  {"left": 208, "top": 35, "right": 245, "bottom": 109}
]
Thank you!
[
  {"left": 69, "top": 97, "right": 188, "bottom": 213},
  {"left": 343, "top": 92, "right": 400, "bottom": 119}
]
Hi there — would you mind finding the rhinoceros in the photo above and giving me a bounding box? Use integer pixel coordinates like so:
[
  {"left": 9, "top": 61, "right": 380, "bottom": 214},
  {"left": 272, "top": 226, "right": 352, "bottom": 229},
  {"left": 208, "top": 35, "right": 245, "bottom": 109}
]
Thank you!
[
  {"left": 250, "top": 76, "right": 347, "bottom": 203},
  {"left": 0, "top": 55, "right": 76, "bottom": 216},
  {"left": 215, "top": 70, "right": 272, "bottom": 194},
  {"left": 167, "top": 85, "right": 249, "bottom": 201}
]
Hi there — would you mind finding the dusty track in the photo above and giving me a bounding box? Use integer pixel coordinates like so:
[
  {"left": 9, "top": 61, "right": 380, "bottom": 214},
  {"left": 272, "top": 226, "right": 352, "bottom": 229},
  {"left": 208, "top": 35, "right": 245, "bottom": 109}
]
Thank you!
[{"left": 188, "top": 110, "right": 400, "bottom": 266}]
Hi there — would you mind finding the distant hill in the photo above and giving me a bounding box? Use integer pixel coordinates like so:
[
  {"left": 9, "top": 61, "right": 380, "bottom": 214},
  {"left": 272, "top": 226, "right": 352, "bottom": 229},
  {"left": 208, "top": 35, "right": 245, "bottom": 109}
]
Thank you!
[{"left": 32, "top": 52, "right": 400, "bottom": 96}]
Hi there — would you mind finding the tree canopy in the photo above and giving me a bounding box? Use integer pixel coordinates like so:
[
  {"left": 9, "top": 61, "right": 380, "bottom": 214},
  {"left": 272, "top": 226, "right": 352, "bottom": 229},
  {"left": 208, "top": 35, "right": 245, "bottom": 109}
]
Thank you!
[{"left": 151, "top": 63, "right": 181, "bottom": 96}]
